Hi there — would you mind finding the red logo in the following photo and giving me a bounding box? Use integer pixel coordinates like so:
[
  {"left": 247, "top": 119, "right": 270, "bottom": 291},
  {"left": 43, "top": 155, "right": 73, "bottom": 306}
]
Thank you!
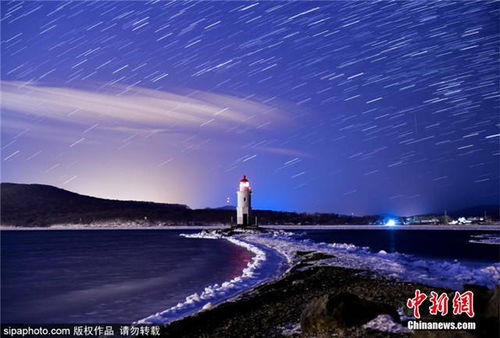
[
  {"left": 452, "top": 291, "right": 475, "bottom": 318},
  {"left": 407, "top": 289, "right": 427, "bottom": 319},
  {"left": 406, "top": 290, "right": 474, "bottom": 318},
  {"left": 429, "top": 291, "right": 449, "bottom": 316}
]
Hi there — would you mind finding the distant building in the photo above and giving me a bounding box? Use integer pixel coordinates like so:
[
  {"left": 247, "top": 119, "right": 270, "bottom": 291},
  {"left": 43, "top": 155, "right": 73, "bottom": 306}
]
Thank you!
[
  {"left": 406, "top": 215, "right": 441, "bottom": 224},
  {"left": 236, "top": 175, "right": 252, "bottom": 226}
]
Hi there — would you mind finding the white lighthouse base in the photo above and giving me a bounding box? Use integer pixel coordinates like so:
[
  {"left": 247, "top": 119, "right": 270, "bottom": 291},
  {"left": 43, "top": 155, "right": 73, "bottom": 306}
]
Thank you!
[{"left": 236, "top": 190, "right": 251, "bottom": 226}]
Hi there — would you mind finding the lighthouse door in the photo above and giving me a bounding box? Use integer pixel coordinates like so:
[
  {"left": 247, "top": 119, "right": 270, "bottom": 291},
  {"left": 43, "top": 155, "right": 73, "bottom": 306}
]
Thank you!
[{"left": 243, "top": 214, "right": 248, "bottom": 226}]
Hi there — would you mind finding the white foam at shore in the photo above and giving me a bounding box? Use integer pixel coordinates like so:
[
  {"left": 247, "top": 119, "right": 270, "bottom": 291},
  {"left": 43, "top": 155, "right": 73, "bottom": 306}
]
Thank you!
[
  {"left": 240, "top": 231, "right": 500, "bottom": 290},
  {"left": 137, "top": 231, "right": 286, "bottom": 324}
]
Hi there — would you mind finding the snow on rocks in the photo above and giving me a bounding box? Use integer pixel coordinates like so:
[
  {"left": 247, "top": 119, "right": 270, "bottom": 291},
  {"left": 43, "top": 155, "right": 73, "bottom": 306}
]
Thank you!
[
  {"left": 362, "top": 314, "right": 410, "bottom": 334},
  {"left": 137, "top": 231, "right": 286, "bottom": 324},
  {"left": 236, "top": 230, "right": 500, "bottom": 290}
]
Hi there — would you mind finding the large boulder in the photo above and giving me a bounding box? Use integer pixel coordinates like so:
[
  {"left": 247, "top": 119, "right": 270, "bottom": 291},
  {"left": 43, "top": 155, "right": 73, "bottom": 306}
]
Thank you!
[{"left": 300, "top": 292, "right": 399, "bottom": 334}]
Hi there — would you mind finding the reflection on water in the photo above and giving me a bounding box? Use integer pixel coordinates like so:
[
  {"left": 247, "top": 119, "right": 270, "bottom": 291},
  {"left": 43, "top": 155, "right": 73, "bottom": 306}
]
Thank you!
[{"left": 1, "top": 230, "right": 252, "bottom": 323}]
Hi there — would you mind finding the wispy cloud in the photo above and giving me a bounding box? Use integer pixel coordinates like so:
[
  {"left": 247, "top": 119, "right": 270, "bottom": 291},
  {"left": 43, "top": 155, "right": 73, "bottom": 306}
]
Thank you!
[{"left": 1, "top": 81, "right": 290, "bottom": 131}]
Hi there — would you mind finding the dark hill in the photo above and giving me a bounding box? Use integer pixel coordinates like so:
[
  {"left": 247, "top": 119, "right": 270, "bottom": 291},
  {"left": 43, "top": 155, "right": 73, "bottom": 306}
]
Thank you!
[
  {"left": 216, "top": 205, "right": 236, "bottom": 210},
  {"left": 1, "top": 183, "right": 189, "bottom": 227}
]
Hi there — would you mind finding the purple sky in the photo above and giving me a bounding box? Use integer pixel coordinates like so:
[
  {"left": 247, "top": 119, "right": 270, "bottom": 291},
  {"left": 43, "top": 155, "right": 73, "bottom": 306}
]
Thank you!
[{"left": 1, "top": 1, "right": 499, "bottom": 216}]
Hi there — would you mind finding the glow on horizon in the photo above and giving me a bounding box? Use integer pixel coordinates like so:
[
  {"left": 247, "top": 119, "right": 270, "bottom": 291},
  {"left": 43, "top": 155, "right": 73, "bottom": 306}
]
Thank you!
[{"left": 385, "top": 219, "right": 397, "bottom": 227}]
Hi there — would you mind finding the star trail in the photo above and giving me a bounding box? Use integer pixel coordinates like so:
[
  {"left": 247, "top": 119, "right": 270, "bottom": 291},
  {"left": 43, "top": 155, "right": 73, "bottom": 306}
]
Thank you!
[{"left": 1, "top": 1, "right": 499, "bottom": 216}]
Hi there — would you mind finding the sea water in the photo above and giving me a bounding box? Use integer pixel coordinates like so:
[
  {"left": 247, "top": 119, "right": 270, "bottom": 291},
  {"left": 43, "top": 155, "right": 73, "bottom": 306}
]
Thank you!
[
  {"left": 0, "top": 230, "right": 252, "bottom": 323},
  {"left": 296, "top": 229, "right": 499, "bottom": 265}
]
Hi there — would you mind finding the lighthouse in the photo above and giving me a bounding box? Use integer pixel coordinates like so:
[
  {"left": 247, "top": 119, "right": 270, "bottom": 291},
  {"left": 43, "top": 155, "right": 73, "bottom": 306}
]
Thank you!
[{"left": 236, "top": 175, "right": 252, "bottom": 226}]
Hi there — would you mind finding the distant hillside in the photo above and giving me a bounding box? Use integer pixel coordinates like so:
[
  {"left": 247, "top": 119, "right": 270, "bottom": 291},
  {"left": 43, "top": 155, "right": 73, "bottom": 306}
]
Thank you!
[
  {"left": 0, "top": 183, "right": 377, "bottom": 227},
  {"left": 216, "top": 205, "right": 236, "bottom": 210},
  {"left": 0, "top": 183, "right": 189, "bottom": 227}
]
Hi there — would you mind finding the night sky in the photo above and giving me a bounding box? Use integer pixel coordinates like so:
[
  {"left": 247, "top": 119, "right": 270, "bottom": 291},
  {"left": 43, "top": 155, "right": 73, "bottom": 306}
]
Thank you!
[{"left": 1, "top": 1, "right": 499, "bottom": 216}]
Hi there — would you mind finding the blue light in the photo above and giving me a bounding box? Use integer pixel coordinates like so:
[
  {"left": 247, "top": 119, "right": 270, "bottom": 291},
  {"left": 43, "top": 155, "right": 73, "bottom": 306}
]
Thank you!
[{"left": 385, "top": 219, "right": 397, "bottom": 226}]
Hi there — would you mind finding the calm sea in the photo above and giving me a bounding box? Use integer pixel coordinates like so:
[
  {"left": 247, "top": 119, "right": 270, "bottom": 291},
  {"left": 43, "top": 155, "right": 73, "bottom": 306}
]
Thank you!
[
  {"left": 296, "top": 229, "right": 500, "bottom": 264},
  {"left": 0, "top": 230, "right": 251, "bottom": 323}
]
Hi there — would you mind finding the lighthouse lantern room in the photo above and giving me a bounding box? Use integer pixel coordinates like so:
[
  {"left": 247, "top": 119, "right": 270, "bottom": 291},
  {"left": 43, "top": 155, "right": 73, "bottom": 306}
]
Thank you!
[{"left": 236, "top": 175, "right": 252, "bottom": 226}]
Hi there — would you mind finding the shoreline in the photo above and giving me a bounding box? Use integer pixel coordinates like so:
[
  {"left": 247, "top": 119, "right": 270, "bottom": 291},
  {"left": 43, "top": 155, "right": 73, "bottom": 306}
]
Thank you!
[
  {"left": 137, "top": 231, "right": 289, "bottom": 325},
  {"left": 237, "top": 230, "right": 499, "bottom": 290},
  {"left": 263, "top": 224, "right": 500, "bottom": 231},
  {"left": 0, "top": 225, "right": 230, "bottom": 231},
  {"left": 160, "top": 230, "right": 499, "bottom": 337},
  {"left": 1, "top": 224, "right": 500, "bottom": 231}
]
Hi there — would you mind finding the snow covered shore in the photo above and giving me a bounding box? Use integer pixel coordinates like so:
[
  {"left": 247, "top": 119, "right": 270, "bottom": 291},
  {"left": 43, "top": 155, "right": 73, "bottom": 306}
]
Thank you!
[
  {"left": 138, "top": 231, "right": 288, "bottom": 324},
  {"left": 140, "top": 229, "right": 499, "bottom": 325},
  {"left": 264, "top": 224, "right": 500, "bottom": 231},
  {"left": 239, "top": 230, "right": 499, "bottom": 290}
]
